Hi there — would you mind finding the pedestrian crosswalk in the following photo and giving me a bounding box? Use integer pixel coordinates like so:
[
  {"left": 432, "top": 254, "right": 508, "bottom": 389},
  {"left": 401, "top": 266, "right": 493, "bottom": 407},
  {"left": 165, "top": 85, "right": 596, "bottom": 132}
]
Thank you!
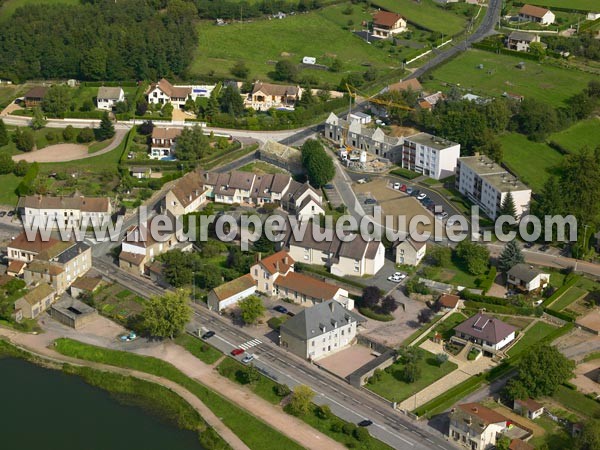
[{"left": 239, "top": 339, "right": 262, "bottom": 350}]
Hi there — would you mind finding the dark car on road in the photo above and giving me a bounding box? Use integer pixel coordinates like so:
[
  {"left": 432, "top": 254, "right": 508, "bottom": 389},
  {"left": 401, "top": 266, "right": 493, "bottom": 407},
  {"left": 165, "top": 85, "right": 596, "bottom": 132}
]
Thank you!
[
  {"left": 540, "top": 244, "right": 550, "bottom": 252},
  {"left": 0, "top": 211, "right": 5, "bottom": 217},
  {"left": 201, "top": 331, "right": 215, "bottom": 340},
  {"left": 7, "top": 211, "right": 14, "bottom": 217},
  {"left": 364, "top": 198, "right": 377, "bottom": 205},
  {"left": 358, "top": 419, "right": 373, "bottom": 427},
  {"left": 273, "top": 305, "right": 288, "bottom": 314},
  {"left": 324, "top": 184, "right": 334, "bottom": 189},
  {"left": 410, "top": 190, "right": 420, "bottom": 197},
  {"left": 524, "top": 242, "right": 534, "bottom": 249},
  {"left": 286, "top": 311, "right": 296, "bottom": 317}
]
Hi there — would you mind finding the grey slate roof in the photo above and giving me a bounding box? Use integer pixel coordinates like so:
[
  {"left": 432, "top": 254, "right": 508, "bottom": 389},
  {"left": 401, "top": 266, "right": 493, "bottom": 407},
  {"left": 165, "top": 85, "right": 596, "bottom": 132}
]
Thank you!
[
  {"left": 97, "top": 87, "right": 123, "bottom": 100},
  {"left": 508, "top": 31, "right": 537, "bottom": 42},
  {"left": 281, "top": 300, "right": 365, "bottom": 341},
  {"left": 507, "top": 263, "right": 544, "bottom": 283}
]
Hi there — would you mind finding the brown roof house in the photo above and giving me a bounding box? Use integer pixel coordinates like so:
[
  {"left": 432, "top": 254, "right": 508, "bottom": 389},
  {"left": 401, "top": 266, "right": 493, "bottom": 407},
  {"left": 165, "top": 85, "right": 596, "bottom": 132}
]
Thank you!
[
  {"left": 24, "top": 86, "right": 48, "bottom": 108},
  {"left": 162, "top": 170, "right": 208, "bottom": 216},
  {"left": 207, "top": 273, "right": 257, "bottom": 311},
  {"left": 14, "top": 283, "right": 55, "bottom": 319},
  {"left": 518, "top": 4, "right": 555, "bottom": 25},
  {"left": 246, "top": 81, "right": 302, "bottom": 111},
  {"left": 453, "top": 312, "right": 517, "bottom": 354},
  {"left": 150, "top": 127, "right": 182, "bottom": 160},
  {"left": 513, "top": 398, "right": 544, "bottom": 420},
  {"left": 449, "top": 403, "right": 512, "bottom": 450},
  {"left": 372, "top": 11, "right": 407, "bottom": 38},
  {"left": 146, "top": 78, "right": 191, "bottom": 109},
  {"left": 438, "top": 293, "right": 460, "bottom": 312},
  {"left": 387, "top": 78, "right": 423, "bottom": 93},
  {"left": 69, "top": 276, "right": 104, "bottom": 299}
]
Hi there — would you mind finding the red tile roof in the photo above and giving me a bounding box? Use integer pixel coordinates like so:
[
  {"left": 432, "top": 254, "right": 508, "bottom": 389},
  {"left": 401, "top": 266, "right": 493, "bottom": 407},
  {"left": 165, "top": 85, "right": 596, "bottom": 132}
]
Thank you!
[
  {"left": 7, "top": 232, "right": 61, "bottom": 254},
  {"left": 257, "top": 251, "right": 294, "bottom": 275},
  {"left": 457, "top": 403, "right": 508, "bottom": 425},
  {"left": 519, "top": 4, "right": 550, "bottom": 18},
  {"left": 275, "top": 272, "right": 341, "bottom": 301},
  {"left": 439, "top": 294, "right": 459, "bottom": 308},
  {"left": 373, "top": 10, "right": 404, "bottom": 27}
]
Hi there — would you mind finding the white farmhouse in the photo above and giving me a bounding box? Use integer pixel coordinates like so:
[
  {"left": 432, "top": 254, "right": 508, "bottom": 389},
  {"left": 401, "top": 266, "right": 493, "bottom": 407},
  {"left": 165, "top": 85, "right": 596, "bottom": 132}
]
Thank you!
[
  {"left": 97, "top": 87, "right": 125, "bottom": 111},
  {"left": 506, "top": 264, "right": 550, "bottom": 293}
]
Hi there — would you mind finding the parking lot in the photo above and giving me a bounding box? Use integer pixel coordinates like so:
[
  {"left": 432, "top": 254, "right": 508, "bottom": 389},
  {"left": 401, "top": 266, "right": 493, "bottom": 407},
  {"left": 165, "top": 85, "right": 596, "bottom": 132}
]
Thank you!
[{"left": 323, "top": 183, "right": 343, "bottom": 209}]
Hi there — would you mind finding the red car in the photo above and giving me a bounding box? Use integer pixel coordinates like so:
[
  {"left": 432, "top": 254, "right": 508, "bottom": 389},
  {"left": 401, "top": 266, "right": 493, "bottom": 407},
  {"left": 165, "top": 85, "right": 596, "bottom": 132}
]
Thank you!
[
  {"left": 400, "top": 184, "right": 407, "bottom": 192},
  {"left": 231, "top": 348, "right": 245, "bottom": 356}
]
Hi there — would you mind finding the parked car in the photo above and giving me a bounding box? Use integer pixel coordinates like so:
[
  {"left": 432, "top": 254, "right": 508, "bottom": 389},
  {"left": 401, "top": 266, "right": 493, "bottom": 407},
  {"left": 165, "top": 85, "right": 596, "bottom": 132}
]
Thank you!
[
  {"left": 0, "top": 211, "right": 5, "bottom": 217},
  {"left": 406, "top": 187, "right": 413, "bottom": 195},
  {"left": 201, "top": 331, "right": 215, "bottom": 340},
  {"left": 242, "top": 354, "right": 255, "bottom": 364},
  {"left": 417, "top": 193, "right": 427, "bottom": 200},
  {"left": 540, "top": 244, "right": 550, "bottom": 252},
  {"left": 119, "top": 331, "right": 137, "bottom": 342},
  {"left": 400, "top": 184, "right": 407, "bottom": 192},
  {"left": 286, "top": 311, "right": 296, "bottom": 317},
  {"left": 524, "top": 242, "right": 534, "bottom": 249},
  {"left": 357, "top": 178, "right": 367, "bottom": 184},
  {"left": 7, "top": 211, "right": 14, "bottom": 217},
  {"left": 273, "top": 305, "right": 288, "bottom": 314},
  {"left": 436, "top": 211, "right": 449, "bottom": 219},
  {"left": 231, "top": 348, "right": 245, "bottom": 356},
  {"left": 358, "top": 419, "right": 373, "bottom": 427},
  {"left": 324, "top": 184, "right": 334, "bottom": 189},
  {"left": 393, "top": 182, "right": 401, "bottom": 190},
  {"left": 394, "top": 272, "right": 407, "bottom": 280},
  {"left": 364, "top": 198, "right": 377, "bottom": 205},
  {"left": 388, "top": 274, "right": 402, "bottom": 282},
  {"left": 410, "top": 189, "right": 420, "bottom": 197}
]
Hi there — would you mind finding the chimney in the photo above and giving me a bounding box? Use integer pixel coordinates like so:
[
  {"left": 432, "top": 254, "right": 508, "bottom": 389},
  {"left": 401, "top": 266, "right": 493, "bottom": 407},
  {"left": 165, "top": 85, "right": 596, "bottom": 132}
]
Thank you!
[
  {"left": 329, "top": 302, "right": 334, "bottom": 313},
  {"left": 276, "top": 261, "right": 280, "bottom": 272},
  {"left": 257, "top": 252, "right": 262, "bottom": 261},
  {"left": 284, "top": 256, "right": 289, "bottom": 265},
  {"left": 472, "top": 407, "right": 478, "bottom": 414}
]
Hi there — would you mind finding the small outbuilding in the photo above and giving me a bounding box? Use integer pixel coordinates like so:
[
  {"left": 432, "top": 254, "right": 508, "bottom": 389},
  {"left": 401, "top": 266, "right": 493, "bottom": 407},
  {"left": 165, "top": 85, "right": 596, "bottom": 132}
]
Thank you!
[
  {"left": 49, "top": 294, "right": 98, "bottom": 329},
  {"left": 513, "top": 398, "right": 544, "bottom": 420}
]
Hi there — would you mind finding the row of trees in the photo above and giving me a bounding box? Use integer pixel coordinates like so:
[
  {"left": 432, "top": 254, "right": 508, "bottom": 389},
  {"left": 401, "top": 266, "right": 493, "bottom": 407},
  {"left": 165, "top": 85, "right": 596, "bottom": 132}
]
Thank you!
[
  {"left": 357, "top": 286, "right": 399, "bottom": 316},
  {"left": 0, "top": 0, "right": 197, "bottom": 82}
]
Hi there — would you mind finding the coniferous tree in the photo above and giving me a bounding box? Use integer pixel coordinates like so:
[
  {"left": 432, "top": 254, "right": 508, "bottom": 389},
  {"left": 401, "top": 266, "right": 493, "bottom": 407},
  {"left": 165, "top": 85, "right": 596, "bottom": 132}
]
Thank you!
[
  {"left": 500, "top": 191, "right": 517, "bottom": 221},
  {"left": 0, "top": 119, "right": 8, "bottom": 146},
  {"left": 96, "top": 112, "right": 115, "bottom": 141},
  {"left": 498, "top": 239, "right": 524, "bottom": 273}
]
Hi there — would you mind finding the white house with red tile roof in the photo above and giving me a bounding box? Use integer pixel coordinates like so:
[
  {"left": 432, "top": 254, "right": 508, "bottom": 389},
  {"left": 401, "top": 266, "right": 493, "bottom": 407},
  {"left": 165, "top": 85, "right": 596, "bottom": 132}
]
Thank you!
[
  {"left": 518, "top": 4, "right": 555, "bottom": 25},
  {"left": 372, "top": 11, "right": 407, "bottom": 38}
]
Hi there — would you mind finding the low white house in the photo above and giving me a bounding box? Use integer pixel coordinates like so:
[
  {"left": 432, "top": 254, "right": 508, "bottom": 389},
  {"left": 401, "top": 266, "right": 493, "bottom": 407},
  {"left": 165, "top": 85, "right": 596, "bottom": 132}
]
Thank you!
[
  {"left": 207, "top": 274, "right": 257, "bottom": 311},
  {"left": 518, "top": 4, "right": 555, "bottom": 25},
  {"left": 97, "top": 87, "right": 125, "bottom": 111},
  {"left": 453, "top": 312, "right": 517, "bottom": 354},
  {"left": 506, "top": 263, "right": 550, "bottom": 293},
  {"left": 514, "top": 398, "right": 544, "bottom": 420},
  {"left": 394, "top": 238, "right": 426, "bottom": 266}
]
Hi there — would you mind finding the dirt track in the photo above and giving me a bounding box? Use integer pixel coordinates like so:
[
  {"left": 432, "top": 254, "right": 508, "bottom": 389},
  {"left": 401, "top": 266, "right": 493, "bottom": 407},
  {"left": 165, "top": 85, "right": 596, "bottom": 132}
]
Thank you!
[{"left": 12, "top": 129, "right": 127, "bottom": 163}]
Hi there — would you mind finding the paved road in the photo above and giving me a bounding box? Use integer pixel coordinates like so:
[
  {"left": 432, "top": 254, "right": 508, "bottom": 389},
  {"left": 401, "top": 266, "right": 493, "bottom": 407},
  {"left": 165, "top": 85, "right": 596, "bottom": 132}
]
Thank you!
[
  {"left": 93, "top": 257, "right": 454, "bottom": 450},
  {"left": 406, "top": 0, "right": 502, "bottom": 80}
]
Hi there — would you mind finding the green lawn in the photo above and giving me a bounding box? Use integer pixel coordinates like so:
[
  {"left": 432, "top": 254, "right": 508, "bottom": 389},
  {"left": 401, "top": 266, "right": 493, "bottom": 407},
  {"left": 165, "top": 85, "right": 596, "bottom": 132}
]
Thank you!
[
  {"left": 552, "top": 385, "right": 600, "bottom": 418},
  {"left": 431, "top": 312, "right": 466, "bottom": 340},
  {"left": 550, "top": 286, "right": 587, "bottom": 311},
  {"left": 366, "top": 350, "right": 458, "bottom": 403},
  {"left": 53, "top": 338, "right": 305, "bottom": 450},
  {"left": 239, "top": 161, "right": 287, "bottom": 175},
  {"left": 192, "top": 3, "right": 408, "bottom": 86},
  {"left": 372, "top": 0, "right": 473, "bottom": 35},
  {"left": 175, "top": 334, "right": 223, "bottom": 365},
  {"left": 422, "top": 49, "right": 597, "bottom": 107},
  {"left": 525, "top": 0, "right": 598, "bottom": 10},
  {"left": 549, "top": 119, "right": 600, "bottom": 154},
  {"left": 0, "top": 173, "right": 21, "bottom": 206},
  {"left": 500, "top": 133, "right": 564, "bottom": 192},
  {"left": 507, "top": 321, "right": 558, "bottom": 357}
]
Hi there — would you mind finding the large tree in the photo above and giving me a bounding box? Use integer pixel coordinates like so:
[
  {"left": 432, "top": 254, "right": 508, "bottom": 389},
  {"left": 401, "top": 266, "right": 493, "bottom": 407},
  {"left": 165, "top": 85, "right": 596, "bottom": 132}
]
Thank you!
[
  {"left": 273, "top": 60, "right": 297, "bottom": 82},
  {"left": 175, "top": 125, "right": 210, "bottom": 160},
  {"left": 516, "top": 98, "right": 559, "bottom": 141},
  {"left": 42, "top": 85, "right": 71, "bottom": 117},
  {"left": 219, "top": 84, "right": 245, "bottom": 116},
  {"left": 230, "top": 60, "right": 250, "bottom": 79},
  {"left": 498, "top": 240, "right": 524, "bottom": 273},
  {"left": 301, "top": 139, "right": 334, "bottom": 188},
  {"left": 13, "top": 127, "right": 34, "bottom": 152},
  {"left": 30, "top": 107, "right": 46, "bottom": 130},
  {"left": 287, "top": 385, "right": 315, "bottom": 416},
  {"left": 455, "top": 240, "right": 490, "bottom": 276},
  {"left": 238, "top": 295, "right": 265, "bottom": 325},
  {"left": 499, "top": 191, "right": 517, "bottom": 221},
  {"left": 140, "top": 289, "right": 192, "bottom": 339},
  {"left": 575, "top": 419, "right": 600, "bottom": 450},
  {"left": 96, "top": 112, "right": 115, "bottom": 141},
  {"left": 505, "top": 344, "right": 574, "bottom": 399},
  {"left": 0, "top": 153, "right": 15, "bottom": 174},
  {"left": 360, "top": 286, "right": 381, "bottom": 309}
]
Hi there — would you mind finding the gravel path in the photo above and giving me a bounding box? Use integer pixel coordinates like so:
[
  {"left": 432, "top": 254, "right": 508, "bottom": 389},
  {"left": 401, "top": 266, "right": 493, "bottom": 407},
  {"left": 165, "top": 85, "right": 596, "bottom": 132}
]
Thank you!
[{"left": 12, "top": 129, "right": 127, "bottom": 163}]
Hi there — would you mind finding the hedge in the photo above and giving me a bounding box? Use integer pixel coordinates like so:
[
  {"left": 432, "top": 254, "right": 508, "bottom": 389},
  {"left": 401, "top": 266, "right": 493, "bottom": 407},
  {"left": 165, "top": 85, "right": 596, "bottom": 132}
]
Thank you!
[
  {"left": 479, "top": 267, "right": 497, "bottom": 294},
  {"left": 544, "top": 308, "right": 575, "bottom": 322},
  {"left": 294, "top": 263, "right": 367, "bottom": 290},
  {"left": 511, "top": 0, "right": 591, "bottom": 14},
  {"left": 81, "top": 81, "right": 138, "bottom": 88},
  {"left": 358, "top": 307, "right": 394, "bottom": 322},
  {"left": 16, "top": 162, "right": 39, "bottom": 196},
  {"left": 542, "top": 274, "right": 581, "bottom": 308},
  {"left": 463, "top": 300, "right": 542, "bottom": 317},
  {"left": 65, "top": 111, "right": 105, "bottom": 119},
  {"left": 390, "top": 167, "right": 420, "bottom": 180}
]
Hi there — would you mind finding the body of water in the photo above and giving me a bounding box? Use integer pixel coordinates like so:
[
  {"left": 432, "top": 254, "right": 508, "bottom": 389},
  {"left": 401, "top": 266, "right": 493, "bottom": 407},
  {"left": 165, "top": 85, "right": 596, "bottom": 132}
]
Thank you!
[{"left": 0, "top": 357, "right": 204, "bottom": 450}]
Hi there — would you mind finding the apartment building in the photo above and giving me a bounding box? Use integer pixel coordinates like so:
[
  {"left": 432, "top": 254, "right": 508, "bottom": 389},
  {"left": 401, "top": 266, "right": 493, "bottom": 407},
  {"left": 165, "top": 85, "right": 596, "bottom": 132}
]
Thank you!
[
  {"left": 22, "top": 241, "right": 92, "bottom": 295},
  {"left": 280, "top": 300, "right": 364, "bottom": 360},
  {"left": 400, "top": 132, "right": 460, "bottom": 180},
  {"left": 18, "top": 195, "right": 112, "bottom": 229},
  {"left": 456, "top": 155, "right": 532, "bottom": 219}
]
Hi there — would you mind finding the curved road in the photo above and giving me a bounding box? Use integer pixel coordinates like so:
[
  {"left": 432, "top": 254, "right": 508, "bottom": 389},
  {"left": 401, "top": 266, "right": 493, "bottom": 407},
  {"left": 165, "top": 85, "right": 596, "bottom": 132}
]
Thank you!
[{"left": 406, "top": 0, "right": 502, "bottom": 80}]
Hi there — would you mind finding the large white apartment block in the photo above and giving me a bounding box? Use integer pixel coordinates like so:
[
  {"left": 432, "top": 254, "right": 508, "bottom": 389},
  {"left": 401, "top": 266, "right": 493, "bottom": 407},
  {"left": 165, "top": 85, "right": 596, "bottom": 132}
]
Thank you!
[
  {"left": 400, "top": 132, "right": 460, "bottom": 180},
  {"left": 456, "top": 155, "right": 532, "bottom": 219},
  {"left": 18, "top": 195, "right": 112, "bottom": 229}
]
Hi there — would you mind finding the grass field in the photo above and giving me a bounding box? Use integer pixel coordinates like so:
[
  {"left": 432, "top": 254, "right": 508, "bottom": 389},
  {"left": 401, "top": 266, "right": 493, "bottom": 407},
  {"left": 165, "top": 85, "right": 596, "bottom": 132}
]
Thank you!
[
  {"left": 550, "top": 286, "right": 587, "bottom": 311},
  {"left": 366, "top": 350, "right": 458, "bottom": 403},
  {"left": 507, "top": 321, "right": 558, "bottom": 357},
  {"left": 372, "top": 0, "right": 473, "bottom": 35},
  {"left": 0, "top": 0, "right": 79, "bottom": 19},
  {"left": 239, "top": 161, "right": 287, "bottom": 175},
  {"left": 175, "top": 334, "right": 223, "bottom": 365},
  {"left": 549, "top": 119, "right": 600, "bottom": 154},
  {"left": 500, "top": 133, "right": 564, "bottom": 192},
  {"left": 526, "top": 0, "right": 598, "bottom": 11},
  {"left": 552, "top": 385, "right": 600, "bottom": 418},
  {"left": 422, "top": 49, "right": 597, "bottom": 107},
  {"left": 192, "top": 3, "right": 407, "bottom": 86},
  {"left": 0, "top": 173, "right": 21, "bottom": 206},
  {"left": 217, "top": 357, "right": 282, "bottom": 405}
]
